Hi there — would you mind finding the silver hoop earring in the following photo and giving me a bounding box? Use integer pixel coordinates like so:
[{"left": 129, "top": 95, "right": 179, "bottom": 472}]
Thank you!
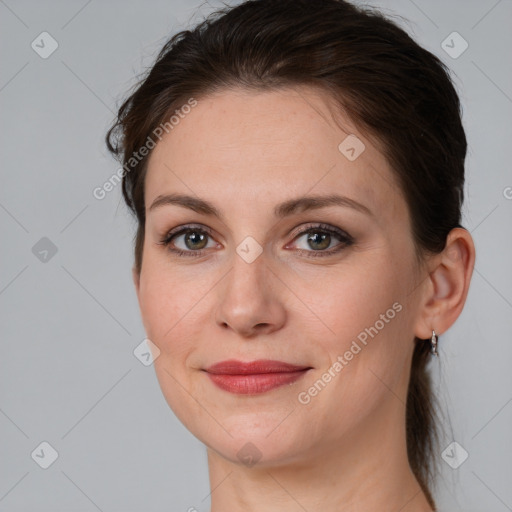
[{"left": 430, "top": 330, "right": 438, "bottom": 356}]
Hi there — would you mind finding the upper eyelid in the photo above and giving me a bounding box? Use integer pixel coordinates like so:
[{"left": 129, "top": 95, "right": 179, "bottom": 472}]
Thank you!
[
  {"left": 289, "top": 223, "right": 351, "bottom": 239},
  {"left": 163, "top": 223, "right": 213, "bottom": 237}
]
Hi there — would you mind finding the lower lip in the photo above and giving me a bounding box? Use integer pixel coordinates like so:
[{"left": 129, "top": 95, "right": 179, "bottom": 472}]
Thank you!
[{"left": 205, "top": 370, "right": 309, "bottom": 394}]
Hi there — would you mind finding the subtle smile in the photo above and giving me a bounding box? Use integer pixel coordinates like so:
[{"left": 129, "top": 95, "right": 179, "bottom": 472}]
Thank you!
[{"left": 203, "top": 359, "right": 312, "bottom": 394}]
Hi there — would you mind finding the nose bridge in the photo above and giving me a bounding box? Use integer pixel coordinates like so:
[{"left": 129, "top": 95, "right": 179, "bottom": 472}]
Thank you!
[
  {"left": 214, "top": 242, "right": 286, "bottom": 336},
  {"left": 225, "top": 245, "right": 269, "bottom": 307}
]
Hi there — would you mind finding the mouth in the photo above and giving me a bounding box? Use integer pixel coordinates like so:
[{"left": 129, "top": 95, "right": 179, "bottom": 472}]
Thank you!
[{"left": 203, "top": 359, "right": 312, "bottom": 395}]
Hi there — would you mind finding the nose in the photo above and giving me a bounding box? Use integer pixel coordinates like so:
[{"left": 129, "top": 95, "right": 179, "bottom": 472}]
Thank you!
[{"left": 214, "top": 249, "right": 287, "bottom": 339}]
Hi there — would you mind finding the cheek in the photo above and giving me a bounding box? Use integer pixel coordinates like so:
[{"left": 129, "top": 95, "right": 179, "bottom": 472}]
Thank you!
[
  {"left": 291, "top": 258, "right": 409, "bottom": 400},
  {"left": 137, "top": 263, "right": 217, "bottom": 439},
  {"left": 289, "top": 258, "right": 401, "bottom": 344},
  {"left": 138, "top": 266, "right": 198, "bottom": 357}
]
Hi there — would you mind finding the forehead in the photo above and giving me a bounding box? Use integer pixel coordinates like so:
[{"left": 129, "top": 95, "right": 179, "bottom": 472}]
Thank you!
[{"left": 145, "top": 86, "right": 405, "bottom": 224}]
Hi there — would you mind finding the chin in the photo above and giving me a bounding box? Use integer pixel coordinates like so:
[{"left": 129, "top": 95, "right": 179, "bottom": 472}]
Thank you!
[
  {"left": 205, "top": 432, "right": 309, "bottom": 469},
  {"left": 206, "top": 409, "right": 321, "bottom": 464}
]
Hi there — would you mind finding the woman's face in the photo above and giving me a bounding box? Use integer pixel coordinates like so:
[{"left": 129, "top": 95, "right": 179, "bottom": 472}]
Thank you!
[{"left": 135, "top": 86, "right": 426, "bottom": 466}]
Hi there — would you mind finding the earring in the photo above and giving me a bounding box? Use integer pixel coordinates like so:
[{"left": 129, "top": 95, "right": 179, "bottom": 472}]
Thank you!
[{"left": 430, "top": 330, "right": 438, "bottom": 356}]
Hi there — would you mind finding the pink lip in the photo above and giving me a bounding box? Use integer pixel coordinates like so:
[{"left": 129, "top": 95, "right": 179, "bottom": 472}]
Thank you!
[{"left": 204, "top": 359, "right": 311, "bottom": 394}]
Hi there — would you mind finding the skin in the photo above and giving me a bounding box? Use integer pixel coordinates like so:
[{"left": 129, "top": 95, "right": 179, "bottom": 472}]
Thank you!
[{"left": 133, "top": 85, "right": 475, "bottom": 512}]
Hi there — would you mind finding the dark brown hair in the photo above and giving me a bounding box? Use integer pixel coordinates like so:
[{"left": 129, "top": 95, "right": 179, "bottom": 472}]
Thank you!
[{"left": 106, "top": 0, "right": 468, "bottom": 507}]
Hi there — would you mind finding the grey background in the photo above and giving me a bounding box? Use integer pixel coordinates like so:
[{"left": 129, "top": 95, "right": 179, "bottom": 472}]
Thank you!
[{"left": 1, "top": 0, "right": 511, "bottom": 510}]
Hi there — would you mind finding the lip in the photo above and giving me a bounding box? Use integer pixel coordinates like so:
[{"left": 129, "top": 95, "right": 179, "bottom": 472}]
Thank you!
[{"left": 204, "top": 359, "right": 311, "bottom": 394}]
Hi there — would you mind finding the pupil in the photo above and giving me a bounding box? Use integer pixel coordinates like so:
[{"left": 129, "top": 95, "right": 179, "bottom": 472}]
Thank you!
[
  {"left": 308, "top": 232, "right": 330, "bottom": 250},
  {"left": 186, "top": 231, "right": 207, "bottom": 250}
]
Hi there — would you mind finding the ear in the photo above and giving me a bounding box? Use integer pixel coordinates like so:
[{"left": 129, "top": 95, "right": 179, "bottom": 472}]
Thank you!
[{"left": 414, "top": 227, "right": 475, "bottom": 340}]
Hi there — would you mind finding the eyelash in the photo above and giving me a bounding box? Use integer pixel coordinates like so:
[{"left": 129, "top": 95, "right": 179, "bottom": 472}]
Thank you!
[{"left": 157, "top": 223, "right": 354, "bottom": 258}]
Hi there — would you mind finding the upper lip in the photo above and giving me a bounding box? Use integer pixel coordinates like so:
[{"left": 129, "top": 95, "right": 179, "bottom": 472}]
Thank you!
[{"left": 205, "top": 359, "right": 311, "bottom": 375}]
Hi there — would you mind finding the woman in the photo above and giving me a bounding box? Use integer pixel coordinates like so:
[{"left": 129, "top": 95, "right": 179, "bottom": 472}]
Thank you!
[{"left": 106, "top": 0, "right": 475, "bottom": 510}]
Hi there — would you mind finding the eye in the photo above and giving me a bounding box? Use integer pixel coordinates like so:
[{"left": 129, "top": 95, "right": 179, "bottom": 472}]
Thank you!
[
  {"left": 158, "top": 224, "right": 217, "bottom": 257},
  {"left": 288, "top": 223, "right": 353, "bottom": 257},
  {"left": 158, "top": 222, "right": 353, "bottom": 258}
]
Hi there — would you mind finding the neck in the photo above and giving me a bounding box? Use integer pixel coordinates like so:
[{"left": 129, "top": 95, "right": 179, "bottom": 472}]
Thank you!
[{"left": 206, "top": 393, "right": 435, "bottom": 512}]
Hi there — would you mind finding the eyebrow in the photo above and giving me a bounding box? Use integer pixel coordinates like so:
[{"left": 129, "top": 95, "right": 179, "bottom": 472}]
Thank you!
[{"left": 148, "top": 192, "right": 374, "bottom": 219}]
